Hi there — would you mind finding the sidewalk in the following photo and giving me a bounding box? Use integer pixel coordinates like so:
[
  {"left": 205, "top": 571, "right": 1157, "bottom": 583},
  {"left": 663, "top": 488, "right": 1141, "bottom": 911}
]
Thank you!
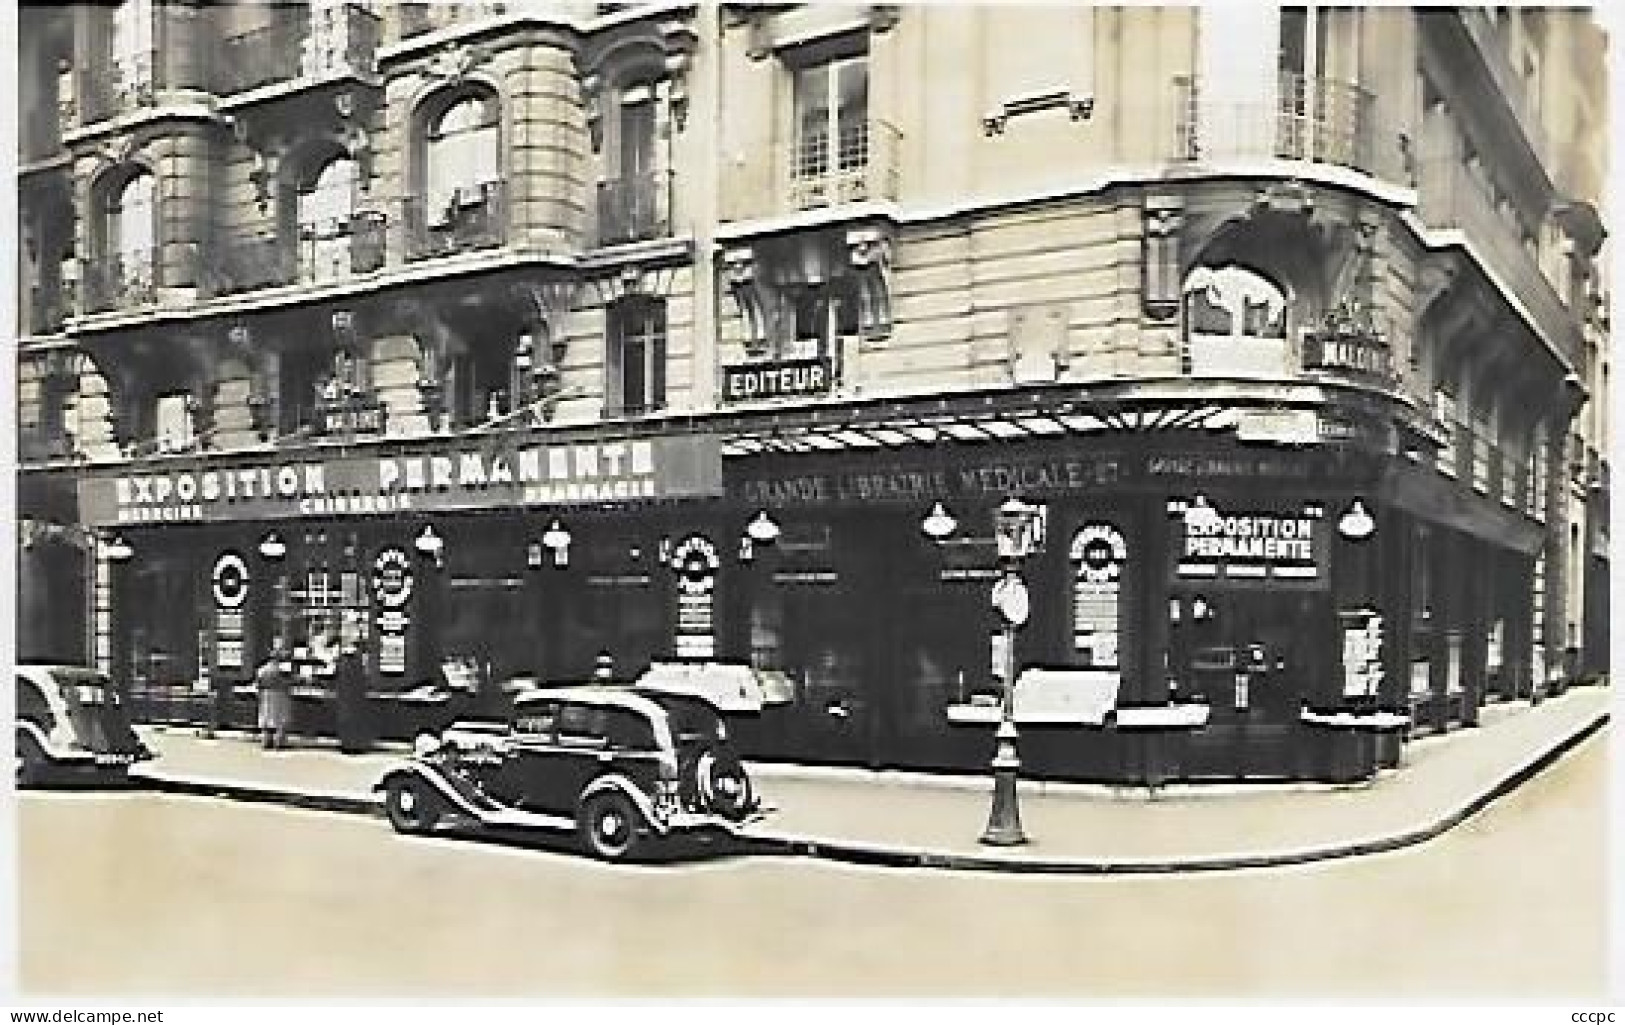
[{"left": 131, "top": 685, "right": 1612, "bottom": 873}]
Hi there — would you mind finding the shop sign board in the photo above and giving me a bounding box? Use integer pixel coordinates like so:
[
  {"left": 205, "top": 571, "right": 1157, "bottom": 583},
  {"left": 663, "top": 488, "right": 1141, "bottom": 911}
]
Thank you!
[
  {"left": 733, "top": 447, "right": 1325, "bottom": 509},
  {"left": 211, "top": 552, "right": 249, "bottom": 672},
  {"left": 77, "top": 434, "right": 725, "bottom": 526},
  {"left": 722, "top": 357, "right": 834, "bottom": 403},
  {"left": 1173, "top": 500, "right": 1329, "bottom": 586}
]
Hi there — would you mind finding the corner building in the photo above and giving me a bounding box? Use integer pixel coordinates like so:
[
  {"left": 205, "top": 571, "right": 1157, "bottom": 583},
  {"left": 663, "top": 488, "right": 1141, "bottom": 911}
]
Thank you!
[{"left": 15, "top": 3, "right": 1612, "bottom": 781}]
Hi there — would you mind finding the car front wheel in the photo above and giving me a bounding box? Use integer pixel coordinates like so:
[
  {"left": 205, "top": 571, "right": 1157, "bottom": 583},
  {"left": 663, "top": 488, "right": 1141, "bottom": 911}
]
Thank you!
[
  {"left": 384, "top": 775, "right": 441, "bottom": 835},
  {"left": 579, "top": 790, "right": 642, "bottom": 861},
  {"left": 15, "top": 728, "right": 48, "bottom": 788}
]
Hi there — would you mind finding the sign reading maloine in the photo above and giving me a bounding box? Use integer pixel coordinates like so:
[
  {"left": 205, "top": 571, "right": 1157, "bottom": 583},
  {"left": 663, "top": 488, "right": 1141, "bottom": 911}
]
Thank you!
[{"left": 80, "top": 434, "right": 725, "bottom": 526}]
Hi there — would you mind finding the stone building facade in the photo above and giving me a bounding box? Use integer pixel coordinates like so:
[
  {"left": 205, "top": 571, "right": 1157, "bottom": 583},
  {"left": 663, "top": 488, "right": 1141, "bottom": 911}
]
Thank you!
[{"left": 15, "top": 3, "right": 1611, "bottom": 780}]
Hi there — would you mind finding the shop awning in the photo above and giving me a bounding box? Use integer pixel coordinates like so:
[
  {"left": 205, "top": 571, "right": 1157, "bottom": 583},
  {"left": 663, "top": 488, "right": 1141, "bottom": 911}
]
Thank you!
[{"left": 718, "top": 403, "right": 1244, "bottom": 458}]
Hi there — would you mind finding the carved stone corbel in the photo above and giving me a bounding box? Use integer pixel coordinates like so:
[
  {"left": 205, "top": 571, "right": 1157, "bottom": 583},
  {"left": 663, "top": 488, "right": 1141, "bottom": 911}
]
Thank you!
[
  {"left": 510, "top": 280, "right": 579, "bottom": 396},
  {"left": 722, "top": 247, "right": 772, "bottom": 356},
  {"left": 226, "top": 323, "right": 276, "bottom": 440},
  {"left": 1143, "top": 195, "right": 1184, "bottom": 321},
  {"left": 845, "top": 227, "right": 893, "bottom": 341}
]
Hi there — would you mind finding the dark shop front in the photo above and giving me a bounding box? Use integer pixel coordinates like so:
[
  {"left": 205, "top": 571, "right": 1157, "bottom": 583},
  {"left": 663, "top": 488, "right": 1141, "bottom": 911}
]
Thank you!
[{"left": 75, "top": 406, "right": 1544, "bottom": 783}]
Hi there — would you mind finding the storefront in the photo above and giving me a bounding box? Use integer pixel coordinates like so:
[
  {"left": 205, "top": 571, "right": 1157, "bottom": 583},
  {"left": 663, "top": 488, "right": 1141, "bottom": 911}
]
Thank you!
[{"left": 77, "top": 396, "right": 1550, "bottom": 782}]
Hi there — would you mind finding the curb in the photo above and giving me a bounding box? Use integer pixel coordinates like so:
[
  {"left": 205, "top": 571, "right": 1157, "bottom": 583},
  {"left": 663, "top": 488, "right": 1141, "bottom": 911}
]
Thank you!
[
  {"left": 750, "top": 710, "right": 1610, "bottom": 874},
  {"left": 128, "top": 710, "right": 1608, "bottom": 875},
  {"left": 134, "top": 773, "right": 384, "bottom": 819}
]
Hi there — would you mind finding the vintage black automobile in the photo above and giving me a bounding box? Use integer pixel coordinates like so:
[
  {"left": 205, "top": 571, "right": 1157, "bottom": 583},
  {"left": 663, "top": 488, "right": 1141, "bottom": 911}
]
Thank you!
[
  {"left": 374, "top": 675, "right": 773, "bottom": 861},
  {"left": 15, "top": 664, "right": 155, "bottom": 786}
]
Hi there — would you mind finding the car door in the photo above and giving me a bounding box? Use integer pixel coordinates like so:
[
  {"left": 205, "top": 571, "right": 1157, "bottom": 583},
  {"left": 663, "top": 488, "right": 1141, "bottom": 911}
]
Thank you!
[
  {"left": 494, "top": 697, "right": 563, "bottom": 810},
  {"left": 549, "top": 701, "right": 612, "bottom": 815}
]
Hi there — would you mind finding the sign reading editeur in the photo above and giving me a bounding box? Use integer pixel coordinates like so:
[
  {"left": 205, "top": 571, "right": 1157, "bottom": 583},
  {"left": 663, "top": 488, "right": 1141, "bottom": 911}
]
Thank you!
[{"left": 722, "top": 357, "right": 833, "bottom": 403}]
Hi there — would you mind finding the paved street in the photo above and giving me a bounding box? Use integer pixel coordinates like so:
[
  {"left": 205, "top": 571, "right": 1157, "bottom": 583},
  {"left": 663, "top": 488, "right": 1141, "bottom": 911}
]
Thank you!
[{"left": 18, "top": 730, "right": 1609, "bottom": 1000}]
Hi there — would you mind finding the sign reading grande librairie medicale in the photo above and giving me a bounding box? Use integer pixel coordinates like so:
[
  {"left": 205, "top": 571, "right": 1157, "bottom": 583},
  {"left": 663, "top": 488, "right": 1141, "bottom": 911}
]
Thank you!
[{"left": 79, "top": 435, "right": 724, "bottom": 527}]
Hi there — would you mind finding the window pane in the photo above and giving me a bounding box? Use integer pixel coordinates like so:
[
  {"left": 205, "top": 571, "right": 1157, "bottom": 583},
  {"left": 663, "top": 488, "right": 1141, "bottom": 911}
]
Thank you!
[
  {"left": 117, "top": 174, "right": 156, "bottom": 254},
  {"left": 620, "top": 95, "right": 656, "bottom": 176}
]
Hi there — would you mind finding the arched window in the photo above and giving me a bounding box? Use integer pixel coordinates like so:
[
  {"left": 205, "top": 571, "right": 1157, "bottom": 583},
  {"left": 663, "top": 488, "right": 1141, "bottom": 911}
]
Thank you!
[
  {"left": 425, "top": 93, "right": 500, "bottom": 222},
  {"left": 596, "top": 77, "right": 672, "bottom": 244},
  {"left": 99, "top": 170, "right": 157, "bottom": 306},
  {"left": 108, "top": 171, "right": 156, "bottom": 257},
  {"left": 1181, "top": 264, "right": 1291, "bottom": 377},
  {"left": 297, "top": 156, "right": 359, "bottom": 283}
]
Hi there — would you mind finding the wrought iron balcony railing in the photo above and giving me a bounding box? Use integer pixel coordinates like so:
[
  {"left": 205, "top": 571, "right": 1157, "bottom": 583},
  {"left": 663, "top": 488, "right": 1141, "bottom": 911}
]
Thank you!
[
  {"left": 595, "top": 171, "right": 672, "bottom": 246},
  {"left": 209, "top": 235, "right": 297, "bottom": 295},
  {"left": 206, "top": 211, "right": 386, "bottom": 296},
  {"left": 22, "top": 107, "right": 62, "bottom": 163},
  {"left": 217, "top": 18, "right": 303, "bottom": 95},
  {"left": 1172, "top": 72, "right": 1377, "bottom": 176},
  {"left": 404, "top": 181, "right": 507, "bottom": 260},
  {"left": 1415, "top": 156, "right": 1585, "bottom": 371},
  {"left": 787, "top": 119, "right": 902, "bottom": 212},
  {"left": 81, "top": 53, "right": 158, "bottom": 124},
  {"left": 217, "top": 4, "right": 380, "bottom": 95},
  {"left": 25, "top": 287, "right": 67, "bottom": 336},
  {"left": 81, "top": 250, "right": 160, "bottom": 313}
]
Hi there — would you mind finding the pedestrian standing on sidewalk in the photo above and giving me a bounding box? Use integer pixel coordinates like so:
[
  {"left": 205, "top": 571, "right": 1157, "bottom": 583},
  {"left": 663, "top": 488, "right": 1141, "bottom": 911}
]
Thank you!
[
  {"left": 256, "top": 646, "right": 293, "bottom": 750},
  {"left": 334, "top": 643, "right": 372, "bottom": 754}
]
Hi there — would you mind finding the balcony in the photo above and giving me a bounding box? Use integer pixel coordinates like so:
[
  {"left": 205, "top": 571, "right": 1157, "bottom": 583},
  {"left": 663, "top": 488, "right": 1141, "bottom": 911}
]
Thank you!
[
  {"left": 216, "top": 5, "right": 380, "bottom": 96},
  {"left": 1416, "top": 157, "right": 1585, "bottom": 370},
  {"left": 21, "top": 106, "right": 62, "bottom": 164},
  {"left": 1172, "top": 73, "right": 1378, "bottom": 177},
  {"left": 595, "top": 171, "right": 672, "bottom": 246},
  {"left": 24, "top": 287, "right": 67, "bottom": 337},
  {"left": 209, "top": 235, "right": 296, "bottom": 295},
  {"left": 81, "top": 250, "right": 160, "bottom": 313},
  {"left": 80, "top": 53, "right": 158, "bottom": 124},
  {"left": 787, "top": 120, "right": 901, "bottom": 212},
  {"left": 207, "top": 213, "right": 387, "bottom": 296},
  {"left": 404, "top": 181, "right": 507, "bottom": 260}
]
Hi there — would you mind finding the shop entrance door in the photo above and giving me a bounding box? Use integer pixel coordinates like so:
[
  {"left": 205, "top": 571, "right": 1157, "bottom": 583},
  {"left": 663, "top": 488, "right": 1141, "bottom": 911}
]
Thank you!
[{"left": 1172, "top": 589, "right": 1318, "bottom": 777}]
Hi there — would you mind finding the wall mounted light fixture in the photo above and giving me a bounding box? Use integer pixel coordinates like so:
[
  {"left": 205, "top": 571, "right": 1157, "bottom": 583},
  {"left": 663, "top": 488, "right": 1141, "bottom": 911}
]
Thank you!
[{"left": 922, "top": 501, "right": 958, "bottom": 542}]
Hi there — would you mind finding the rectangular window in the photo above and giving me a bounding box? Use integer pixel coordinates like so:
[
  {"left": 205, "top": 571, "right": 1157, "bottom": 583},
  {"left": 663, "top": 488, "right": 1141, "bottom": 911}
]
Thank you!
[
  {"left": 1471, "top": 405, "right": 1493, "bottom": 493},
  {"left": 791, "top": 52, "right": 869, "bottom": 196},
  {"left": 1434, "top": 387, "right": 1458, "bottom": 478},
  {"left": 154, "top": 392, "right": 194, "bottom": 452},
  {"left": 782, "top": 280, "right": 858, "bottom": 362},
  {"left": 607, "top": 299, "right": 666, "bottom": 416}
]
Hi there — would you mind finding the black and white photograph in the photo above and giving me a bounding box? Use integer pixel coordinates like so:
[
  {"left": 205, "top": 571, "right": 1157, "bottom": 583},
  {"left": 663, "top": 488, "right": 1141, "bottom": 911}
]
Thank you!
[{"left": 7, "top": 0, "right": 1617, "bottom": 1009}]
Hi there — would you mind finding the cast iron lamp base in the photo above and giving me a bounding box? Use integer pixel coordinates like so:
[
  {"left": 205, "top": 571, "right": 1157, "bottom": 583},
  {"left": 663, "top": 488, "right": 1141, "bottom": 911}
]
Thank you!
[{"left": 979, "top": 719, "right": 1028, "bottom": 846}]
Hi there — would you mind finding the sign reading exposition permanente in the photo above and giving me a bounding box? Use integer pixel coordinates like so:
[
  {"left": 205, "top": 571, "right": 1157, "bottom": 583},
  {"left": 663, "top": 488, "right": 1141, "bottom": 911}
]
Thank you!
[
  {"left": 80, "top": 435, "right": 725, "bottom": 526},
  {"left": 1173, "top": 500, "right": 1329, "bottom": 586}
]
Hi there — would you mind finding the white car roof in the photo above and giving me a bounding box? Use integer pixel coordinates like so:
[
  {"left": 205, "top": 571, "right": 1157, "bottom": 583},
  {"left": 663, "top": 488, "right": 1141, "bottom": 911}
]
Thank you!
[{"left": 513, "top": 685, "right": 667, "bottom": 719}]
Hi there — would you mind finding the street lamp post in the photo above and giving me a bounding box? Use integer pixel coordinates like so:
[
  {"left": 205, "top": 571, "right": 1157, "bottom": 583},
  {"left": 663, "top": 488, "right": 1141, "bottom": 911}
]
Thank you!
[{"left": 982, "top": 497, "right": 1043, "bottom": 847}]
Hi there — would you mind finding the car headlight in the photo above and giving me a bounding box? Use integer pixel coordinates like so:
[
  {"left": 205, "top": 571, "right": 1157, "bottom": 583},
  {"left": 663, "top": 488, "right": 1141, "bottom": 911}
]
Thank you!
[{"left": 412, "top": 733, "right": 444, "bottom": 758}]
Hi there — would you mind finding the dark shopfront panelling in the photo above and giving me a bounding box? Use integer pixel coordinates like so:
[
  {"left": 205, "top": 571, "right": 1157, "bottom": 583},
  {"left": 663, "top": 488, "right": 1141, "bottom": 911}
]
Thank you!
[{"left": 722, "top": 434, "right": 1390, "bottom": 779}]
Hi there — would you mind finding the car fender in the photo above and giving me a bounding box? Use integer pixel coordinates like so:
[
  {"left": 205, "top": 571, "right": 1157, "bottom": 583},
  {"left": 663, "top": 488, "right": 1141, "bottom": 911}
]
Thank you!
[
  {"left": 579, "top": 774, "right": 664, "bottom": 834},
  {"left": 374, "top": 761, "right": 495, "bottom": 820},
  {"left": 15, "top": 719, "right": 80, "bottom": 763}
]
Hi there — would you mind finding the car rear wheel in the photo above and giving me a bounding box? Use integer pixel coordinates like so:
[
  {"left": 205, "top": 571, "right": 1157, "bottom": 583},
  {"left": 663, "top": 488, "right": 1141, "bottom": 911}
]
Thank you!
[
  {"left": 579, "top": 790, "right": 642, "bottom": 861},
  {"left": 697, "top": 751, "right": 755, "bottom": 822},
  {"left": 384, "top": 775, "right": 441, "bottom": 835}
]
